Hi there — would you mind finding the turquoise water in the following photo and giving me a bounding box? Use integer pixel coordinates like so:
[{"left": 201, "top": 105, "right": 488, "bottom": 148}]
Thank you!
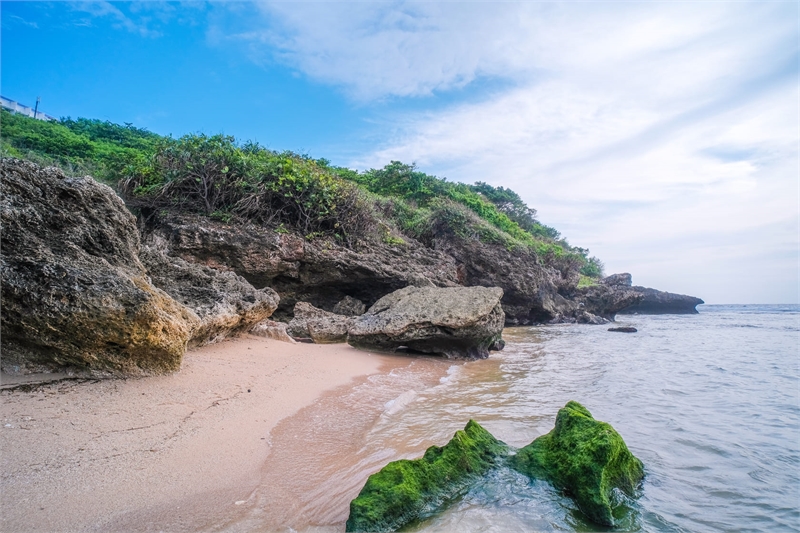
[{"left": 245, "top": 305, "right": 800, "bottom": 532}]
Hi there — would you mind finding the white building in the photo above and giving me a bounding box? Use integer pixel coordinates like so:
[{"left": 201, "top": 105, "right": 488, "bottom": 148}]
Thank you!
[{"left": 1, "top": 96, "right": 57, "bottom": 122}]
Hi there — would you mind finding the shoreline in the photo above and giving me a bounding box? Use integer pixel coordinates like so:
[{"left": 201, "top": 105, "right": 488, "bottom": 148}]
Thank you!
[{"left": 0, "top": 335, "right": 406, "bottom": 533}]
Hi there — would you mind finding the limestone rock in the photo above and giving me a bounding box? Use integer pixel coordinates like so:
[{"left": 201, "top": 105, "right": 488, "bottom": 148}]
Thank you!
[
  {"left": 510, "top": 401, "right": 645, "bottom": 527},
  {"left": 333, "top": 295, "right": 366, "bottom": 317},
  {"left": 347, "top": 286, "right": 505, "bottom": 359},
  {"left": 601, "top": 273, "right": 633, "bottom": 287},
  {"left": 287, "top": 302, "right": 354, "bottom": 343},
  {"left": 140, "top": 245, "right": 279, "bottom": 346},
  {"left": 619, "top": 286, "right": 704, "bottom": 314},
  {"left": 346, "top": 420, "right": 507, "bottom": 532},
  {"left": 140, "top": 213, "right": 460, "bottom": 321},
  {"left": 0, "top": 159, "right": 196, "bottom": 376},
  {"left": 250, "top": 320, "right": 296, "bottom": 343}
]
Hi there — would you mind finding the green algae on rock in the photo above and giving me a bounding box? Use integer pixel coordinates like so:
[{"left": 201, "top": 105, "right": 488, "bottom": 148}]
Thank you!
[
  {"left": 510, "top": 401, "right": 644, "bottom": 526},
  {"left": 345, "top": 420, "right": 507, "bottom": 532}
]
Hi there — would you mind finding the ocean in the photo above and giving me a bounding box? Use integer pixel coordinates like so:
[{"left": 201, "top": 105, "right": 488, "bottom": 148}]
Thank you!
[{"left": 237, "top": 305, "right": 800, "bottom": 533}]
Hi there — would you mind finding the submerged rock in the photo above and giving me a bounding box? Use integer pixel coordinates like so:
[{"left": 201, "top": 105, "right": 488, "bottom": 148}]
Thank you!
[
  {"left": 0, "top": 159, "right": 196, "bottom": 376},
  {"left": 346, "top": 420, "right": 507, "bottom": 532},
  {"left": 510, "top": 401, "right": 644, "bottom": 526},
  {"left": 140, "top": 245, "right": 279, "bottom": 347},
  {"left": 608, "top": 326, "right": 637, "bottom": 333},
  {"left": 347, "top": 286, "right": 505, "bottom": 359},
  {"left": 287, "top": 301, "right": 354, "bottom": 343}
]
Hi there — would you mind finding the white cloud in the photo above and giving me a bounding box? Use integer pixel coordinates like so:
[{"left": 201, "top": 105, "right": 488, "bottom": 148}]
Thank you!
[{"left": 239, "top": 1, "right": 798, "bottom": 302}]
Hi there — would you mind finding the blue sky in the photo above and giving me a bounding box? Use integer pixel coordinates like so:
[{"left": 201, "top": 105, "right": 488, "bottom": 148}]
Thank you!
[{"left": 2, "top": 1, "right": 798, "bottom": 304}]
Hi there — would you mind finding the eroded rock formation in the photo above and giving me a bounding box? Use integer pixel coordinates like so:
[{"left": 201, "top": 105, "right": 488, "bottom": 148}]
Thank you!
[
  {"left": 139, "top": 213, "right": 460, "bottom": 320},
  {"left": 0, "top": 159, "right": 197, "bottom": 376},
  {"left": 347, "top": 286, "right": 505, "bottom": 358},
  {"left": 140, "top": 244, "right": 279, "bottom": 346}
]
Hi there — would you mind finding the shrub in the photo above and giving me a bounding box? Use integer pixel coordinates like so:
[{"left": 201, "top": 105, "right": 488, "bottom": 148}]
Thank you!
[{"left": 121, "top": 134, "right": 377, "bottom": 247}]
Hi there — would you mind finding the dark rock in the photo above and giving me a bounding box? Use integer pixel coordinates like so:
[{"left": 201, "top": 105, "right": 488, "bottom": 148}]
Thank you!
[
  {"left": 0, "top": 159, "right": 196, "bottom": 376},
  {"left": 347, "top": 286, "right": 505, "bottom": 359},
  {"left": 430, "top": 231, "right": 571, "bottom": 325},
  {"left": 287, "top": 302, "right": 354, "bottom": 343},
  {"left": 346, "top": 420, "right": 507, "bottom": 532},
  {"left": 140, "top": 244, "right": 279, "bottom": 347},
  {"left": 140, "top": 213, "right": 460, "bottom": 320},
  {"left": 333, "top": 295, "right": 366, "bottom": 317},
  {"left": 574, "top": 279, "right": 643, "bottom": 321},
  {"left": 608, "top": 326, "right": 637, "bottom": 333},
  {"left": 510, "top": 401, "right": 644, "bottom": 527},
  {"left": 619, "top": 286, "right": 704, "bottom": 314},
  {"left": 601, "top": 272, "right": 633, "bottom": 287}
]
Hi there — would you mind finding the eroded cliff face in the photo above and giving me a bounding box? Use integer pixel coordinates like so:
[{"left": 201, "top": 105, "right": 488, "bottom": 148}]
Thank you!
[
  {"left": 139, "top": 212, "right": 595, "bottom": 325},
  {"left": 139, "top": 212, "right": 461, "bottom": 320}
]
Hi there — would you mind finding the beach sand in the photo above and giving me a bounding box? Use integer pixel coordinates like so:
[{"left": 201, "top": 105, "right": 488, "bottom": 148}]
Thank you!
[{"left": 0, "top": 335, "right": 405, "bottom": 533}]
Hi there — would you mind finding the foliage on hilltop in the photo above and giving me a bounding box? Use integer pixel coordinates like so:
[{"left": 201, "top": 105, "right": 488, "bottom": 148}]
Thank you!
[
  {"left": 0, "top": 109, "right": 158, "bottom": 182},
  {"left": 0, "top": 110, "right": 604, "bottom": 276}
]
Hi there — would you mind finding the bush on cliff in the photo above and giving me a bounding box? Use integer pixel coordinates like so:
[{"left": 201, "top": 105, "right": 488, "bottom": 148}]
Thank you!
[
  {"left": 121, "top": 134, "right": 377, "bottom": 247},
  {"left": 0, "top": 109, "right": 158, "bottom": 182}
]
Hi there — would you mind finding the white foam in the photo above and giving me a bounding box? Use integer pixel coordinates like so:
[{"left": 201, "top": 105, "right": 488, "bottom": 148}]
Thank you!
[{"left": 383, "top": 390, "right": 418, "bottom": 416}]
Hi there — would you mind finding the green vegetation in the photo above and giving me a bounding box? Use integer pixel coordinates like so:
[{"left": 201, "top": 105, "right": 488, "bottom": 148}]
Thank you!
[
  {"left": 0, "top": 109, "right": 158, "bottom": 182},
  {"left": 345, "top": 420, "right": 507, "bottom": 532},
  {"left": 510, "top": 401, "right": 645, "bottom": 526},
  {"left": 0, "top": 110, "right": 604, "bottom": 275}
]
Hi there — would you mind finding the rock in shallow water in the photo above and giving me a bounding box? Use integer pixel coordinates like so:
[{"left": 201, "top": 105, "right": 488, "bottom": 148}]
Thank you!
[
  {"left": 0, "top": 159, "right": 196, "bottom": 376},
  {"left": 510, "top": 401, "right": 644, "bottom": 526},
  {"left": 608, "top": 326, "right": 638, "bottom": 333},
  {"left": 345, "top": 420, "right": 508, "bottom": 532},
  {"left": 347, "top": 286, "right": 505, "bottom": 359}
]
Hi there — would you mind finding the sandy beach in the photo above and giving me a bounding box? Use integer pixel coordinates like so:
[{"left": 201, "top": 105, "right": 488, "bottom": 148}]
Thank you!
[{"left": 0, "top": 336, "right": 406, "bottom": 533}]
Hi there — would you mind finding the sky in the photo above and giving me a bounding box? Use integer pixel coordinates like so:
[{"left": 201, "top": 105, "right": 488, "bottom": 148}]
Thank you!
[{"left": 1, "top": 1, "right": 798, "bottom": 304}]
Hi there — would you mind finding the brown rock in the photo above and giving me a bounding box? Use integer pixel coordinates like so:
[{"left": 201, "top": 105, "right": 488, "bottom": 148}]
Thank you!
[
  {"left": 287, "top": 302, "right": 354, "bottom": 344},
  {"left": 250, "top": 320, "right": 297, "bottom": 343},
  {"left": 0, "top": 159, "right": 196, "bottom": 376},
  {"left": 140, "top": 244, "right": 280, "bottom": 346}
]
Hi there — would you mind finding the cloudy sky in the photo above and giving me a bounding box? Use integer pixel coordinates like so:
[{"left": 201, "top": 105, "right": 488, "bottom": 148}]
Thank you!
[{"left": 2, "top": 1, "right": 797, "bottom": 303}]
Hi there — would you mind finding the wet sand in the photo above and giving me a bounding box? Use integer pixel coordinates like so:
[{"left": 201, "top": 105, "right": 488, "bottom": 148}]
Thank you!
[{"left": 0, "top": 335, "right": 403, "bottom": 533}]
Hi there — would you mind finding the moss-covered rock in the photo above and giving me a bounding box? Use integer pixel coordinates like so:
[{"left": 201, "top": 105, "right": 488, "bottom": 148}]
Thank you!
[
  {"left": 510, "top": 401, "right": 644, "bottom": 526},
  {"left": 345, "top": 420, "right": 507, "bottom": 532}
]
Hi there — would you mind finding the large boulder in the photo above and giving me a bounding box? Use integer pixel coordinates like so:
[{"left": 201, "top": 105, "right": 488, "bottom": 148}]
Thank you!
[
  {"left": 510, "top": 401, "right": 645, "bottom": 526},
  {"left": 347, "top": 286, "right": 505, "bottom": 359},
  {"left": 346, "top": 420, "right": 507, "bottom": 532},
  {"left": 139, "top": 244, "right": 279, "bottom": 347},
  {"left": 0, "top": 159, "right": 196, "bottom": 376},
  {"left": 286, "top": 301, "right": 354, "bottom": 343}
]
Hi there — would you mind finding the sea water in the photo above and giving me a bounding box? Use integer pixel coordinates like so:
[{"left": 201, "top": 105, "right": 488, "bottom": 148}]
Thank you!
[{"left": 237, "top": 305, "right": 800, "bottom": 533}]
